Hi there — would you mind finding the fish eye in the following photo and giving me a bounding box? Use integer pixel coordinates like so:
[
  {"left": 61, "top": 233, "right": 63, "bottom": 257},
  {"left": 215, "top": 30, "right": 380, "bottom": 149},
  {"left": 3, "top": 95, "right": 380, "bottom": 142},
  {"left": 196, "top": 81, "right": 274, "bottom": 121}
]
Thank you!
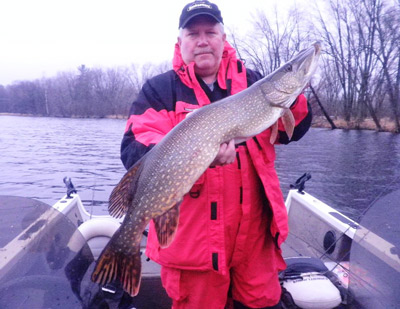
[{"left": 286, "top": 64, "right": 293, "bottom": 72}]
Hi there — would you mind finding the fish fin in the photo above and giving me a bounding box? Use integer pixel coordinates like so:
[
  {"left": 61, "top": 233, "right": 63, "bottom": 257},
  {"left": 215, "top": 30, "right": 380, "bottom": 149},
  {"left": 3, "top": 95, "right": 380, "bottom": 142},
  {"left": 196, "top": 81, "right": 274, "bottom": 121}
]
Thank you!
[
  {"left": 154, "top": 202, "right": 181, "bottom": 248},
  {"left": 109, "top": 158, "right": 144, "bottom": 218},
  {"left": 270, "top": 122, "right": 279, "bottom": 144},
  {"left": 269, "top": 109, "right": 295, "bottom": 144},
  {"left": 91, "top": 241, "right": 142, "bottom": 297},
  {"left": 282, "top": 109, "right": 295, "bottom": 140}
]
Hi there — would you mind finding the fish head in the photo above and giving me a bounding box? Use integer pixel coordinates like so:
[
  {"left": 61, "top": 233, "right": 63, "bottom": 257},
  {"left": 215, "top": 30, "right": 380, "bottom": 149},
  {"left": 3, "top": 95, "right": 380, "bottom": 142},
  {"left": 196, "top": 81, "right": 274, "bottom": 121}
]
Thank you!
[{"left": 260, "top": 41, "right": 321, "bottom": 107}]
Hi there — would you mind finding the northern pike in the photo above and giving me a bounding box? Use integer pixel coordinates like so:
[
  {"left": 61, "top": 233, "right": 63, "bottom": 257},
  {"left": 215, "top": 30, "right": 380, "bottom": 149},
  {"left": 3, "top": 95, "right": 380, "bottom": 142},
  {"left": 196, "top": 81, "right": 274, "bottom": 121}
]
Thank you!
[{"left": 92, "top": 42, "right": 321, "bottom": 296}]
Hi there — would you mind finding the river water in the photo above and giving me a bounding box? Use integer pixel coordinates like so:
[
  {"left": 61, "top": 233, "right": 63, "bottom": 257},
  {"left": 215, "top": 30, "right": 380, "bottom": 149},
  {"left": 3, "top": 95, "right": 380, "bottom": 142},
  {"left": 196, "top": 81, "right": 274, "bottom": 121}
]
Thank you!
[{"left": 1, "top": 115, "right": 400, "bottom": 219}]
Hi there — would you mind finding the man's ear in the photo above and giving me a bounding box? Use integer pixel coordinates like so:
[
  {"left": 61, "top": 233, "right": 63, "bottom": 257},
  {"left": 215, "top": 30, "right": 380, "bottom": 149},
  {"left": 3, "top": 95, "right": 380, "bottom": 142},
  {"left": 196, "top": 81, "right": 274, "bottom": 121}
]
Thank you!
[
  {"left": 222, "top": 33, "right": 226, "bottom": 42},
  {"left": 177, "top": 36, "right": 182, "bottom": 46}
]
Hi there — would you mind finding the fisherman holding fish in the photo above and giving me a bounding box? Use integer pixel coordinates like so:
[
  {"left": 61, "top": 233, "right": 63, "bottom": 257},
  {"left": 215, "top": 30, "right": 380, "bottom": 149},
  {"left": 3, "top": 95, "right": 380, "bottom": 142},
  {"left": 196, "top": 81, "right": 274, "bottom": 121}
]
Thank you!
[{"left": 100, "top": 1, "right": 313, "bottom": 308}]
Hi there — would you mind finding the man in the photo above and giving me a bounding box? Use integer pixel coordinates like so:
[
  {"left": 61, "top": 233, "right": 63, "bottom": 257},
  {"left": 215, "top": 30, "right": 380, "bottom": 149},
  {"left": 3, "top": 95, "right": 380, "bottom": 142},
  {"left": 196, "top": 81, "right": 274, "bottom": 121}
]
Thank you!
[{"left": 120, "top": 1, "right": 312, "bottom": 308}]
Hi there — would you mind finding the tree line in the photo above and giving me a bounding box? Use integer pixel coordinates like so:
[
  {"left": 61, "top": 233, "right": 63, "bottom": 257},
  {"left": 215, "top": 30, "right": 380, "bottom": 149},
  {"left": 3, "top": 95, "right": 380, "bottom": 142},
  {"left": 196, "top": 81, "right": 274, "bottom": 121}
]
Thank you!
[
  {"left": 1, "top": 0, "right": 399, "bottom": 132},
  {"left": 232, "top": 0, "right": 400, "bottom": 132},
  {"left": 0, "top": 63, "right": 169, "bottom": 118}
]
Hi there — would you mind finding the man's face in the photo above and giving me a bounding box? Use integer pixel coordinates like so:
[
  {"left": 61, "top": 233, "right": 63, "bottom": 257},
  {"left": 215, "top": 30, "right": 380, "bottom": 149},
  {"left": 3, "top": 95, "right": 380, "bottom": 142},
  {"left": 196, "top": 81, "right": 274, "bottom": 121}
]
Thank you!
[{"left": 178, "top": 15, "right": 226, "bottom": 79}]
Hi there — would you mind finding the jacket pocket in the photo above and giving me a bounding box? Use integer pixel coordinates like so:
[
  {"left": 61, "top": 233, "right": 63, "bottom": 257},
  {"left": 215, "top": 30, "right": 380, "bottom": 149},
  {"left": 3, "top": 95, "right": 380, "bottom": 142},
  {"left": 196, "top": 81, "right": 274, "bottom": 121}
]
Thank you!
[{"left": 174, "top": 101, "right": 200, "bottom": 125}]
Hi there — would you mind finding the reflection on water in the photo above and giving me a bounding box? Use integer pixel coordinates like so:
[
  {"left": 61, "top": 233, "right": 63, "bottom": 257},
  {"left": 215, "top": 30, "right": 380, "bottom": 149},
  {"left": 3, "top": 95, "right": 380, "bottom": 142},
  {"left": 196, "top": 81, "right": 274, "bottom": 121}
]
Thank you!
[{"left": 1, "top": 115, "right": 400, "bottom": 219}]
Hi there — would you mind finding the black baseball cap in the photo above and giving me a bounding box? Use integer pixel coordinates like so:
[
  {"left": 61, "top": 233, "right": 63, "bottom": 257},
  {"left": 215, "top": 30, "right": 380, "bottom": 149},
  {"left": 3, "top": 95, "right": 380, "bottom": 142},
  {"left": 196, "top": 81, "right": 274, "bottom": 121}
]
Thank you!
[{"left": 179, "top": 1, "right": 223, "bottom": 29}]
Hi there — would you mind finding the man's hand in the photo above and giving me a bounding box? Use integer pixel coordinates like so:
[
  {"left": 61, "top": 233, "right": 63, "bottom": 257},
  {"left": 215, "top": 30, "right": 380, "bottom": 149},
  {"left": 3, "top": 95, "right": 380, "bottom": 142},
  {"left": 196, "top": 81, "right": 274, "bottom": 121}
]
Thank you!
[{"left": 210, "top": 139, "right": 236, "bottom": 166}]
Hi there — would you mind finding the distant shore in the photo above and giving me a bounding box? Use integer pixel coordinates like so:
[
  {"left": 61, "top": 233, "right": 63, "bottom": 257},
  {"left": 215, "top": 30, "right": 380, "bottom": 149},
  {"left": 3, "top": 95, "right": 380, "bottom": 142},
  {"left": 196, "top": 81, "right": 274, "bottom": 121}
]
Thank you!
[
  {"left": 1, "top": 113, "right": 398, "bottom": 134},
  {"left": 0, "top": 112, "right": 127, "bottom": 120},
  {"left": 312, "top": 116, "right": 399, "bottom": 133}
]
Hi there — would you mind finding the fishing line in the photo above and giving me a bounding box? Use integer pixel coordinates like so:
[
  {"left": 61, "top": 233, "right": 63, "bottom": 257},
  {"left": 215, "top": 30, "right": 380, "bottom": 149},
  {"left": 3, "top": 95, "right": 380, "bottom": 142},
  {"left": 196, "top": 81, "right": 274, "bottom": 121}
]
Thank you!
[
  {"left": 285, "top": 156, "right": 400, "bottom": 301},
  {"left": 89, "top": 161, "right": 101, "bottom": 219},
  {"left": 89, "top": 176, "right": 96, "bottom": 219},
  {"left": 311, "top": 159, "right": 400, "bottom": 295},
  {"left": 286, "top": 216, "right": 392, "bottom": 301},
  {"left": 319, "top": 158, "right": 400, "bottom": 261}
]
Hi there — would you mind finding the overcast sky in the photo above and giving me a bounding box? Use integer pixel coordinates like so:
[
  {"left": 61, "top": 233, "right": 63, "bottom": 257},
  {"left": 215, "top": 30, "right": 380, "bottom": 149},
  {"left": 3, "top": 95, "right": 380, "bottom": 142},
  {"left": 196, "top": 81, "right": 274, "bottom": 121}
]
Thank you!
[{"left": 0, "top": 0, "right": 299, "bottom": 86}]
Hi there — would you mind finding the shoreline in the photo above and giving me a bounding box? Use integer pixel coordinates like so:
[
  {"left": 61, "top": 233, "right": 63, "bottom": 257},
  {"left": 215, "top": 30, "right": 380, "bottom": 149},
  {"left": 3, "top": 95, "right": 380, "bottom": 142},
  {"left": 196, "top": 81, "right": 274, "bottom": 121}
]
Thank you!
[
  {"left": 311, "top": 116, "right": 399, "bottom": 133},
  {"left": 0, "top": 112, "right": 127, "bottom": 120},
  {"left": 1, "top": 113, "right": 398, "bottom": 134}
]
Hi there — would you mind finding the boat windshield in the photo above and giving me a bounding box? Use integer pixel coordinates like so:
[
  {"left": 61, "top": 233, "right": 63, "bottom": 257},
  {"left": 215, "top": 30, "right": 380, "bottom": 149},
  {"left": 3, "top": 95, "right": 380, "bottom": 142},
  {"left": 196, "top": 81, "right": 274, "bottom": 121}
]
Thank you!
[
  {"left": 0, "top": 196, "right": 98, "bottom": 308},
  {"left": 349, "top": 189, "right": 400, "bottom": 308}
]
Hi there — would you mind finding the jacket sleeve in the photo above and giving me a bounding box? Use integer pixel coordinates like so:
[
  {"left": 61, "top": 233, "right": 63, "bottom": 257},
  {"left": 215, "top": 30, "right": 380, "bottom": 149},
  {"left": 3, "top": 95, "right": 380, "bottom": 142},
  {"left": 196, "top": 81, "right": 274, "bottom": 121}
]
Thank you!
[
  {"left": 277, "top": 94, "right": 312, "bottom": 144},
  {"left": 121, "top": 73, "right": 176, "bottom": 170},
  {"left": 246, "top": 68, "right": 263, "bottom": 87}
]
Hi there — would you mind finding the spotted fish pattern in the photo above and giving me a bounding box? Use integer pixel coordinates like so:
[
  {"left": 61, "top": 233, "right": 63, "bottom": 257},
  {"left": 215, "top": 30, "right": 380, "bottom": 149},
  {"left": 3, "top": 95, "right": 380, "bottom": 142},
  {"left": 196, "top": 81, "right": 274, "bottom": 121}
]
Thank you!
[{"left": 91, "top": 42, "right": 321, "bottom": 296}]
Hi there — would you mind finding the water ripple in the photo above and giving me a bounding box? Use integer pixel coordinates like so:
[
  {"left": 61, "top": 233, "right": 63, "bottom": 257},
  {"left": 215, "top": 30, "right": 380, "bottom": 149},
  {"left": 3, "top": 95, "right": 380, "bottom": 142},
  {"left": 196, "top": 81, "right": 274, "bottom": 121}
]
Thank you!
[{"left": 1, "top": 116, "right": 400, "bottom": 219}]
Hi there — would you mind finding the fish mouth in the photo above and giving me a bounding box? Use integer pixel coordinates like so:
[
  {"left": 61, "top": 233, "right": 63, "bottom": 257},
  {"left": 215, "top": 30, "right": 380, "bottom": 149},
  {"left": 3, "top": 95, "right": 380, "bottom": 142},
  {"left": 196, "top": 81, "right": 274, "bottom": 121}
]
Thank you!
[
  {"left": 312, "top": 41, "right": 322, "bottom": 55},
  {"left": 297, "top": 41, "right": 321, "bottom": 77},
  {"left": 274, "top": 42, "right": 322, "bottom": 102}
]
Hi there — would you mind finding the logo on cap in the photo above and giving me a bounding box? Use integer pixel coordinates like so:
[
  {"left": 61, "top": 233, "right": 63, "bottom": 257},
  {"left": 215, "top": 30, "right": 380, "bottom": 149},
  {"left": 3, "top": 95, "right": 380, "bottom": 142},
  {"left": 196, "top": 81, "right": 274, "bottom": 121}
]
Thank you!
[{"left": 187, "top": 3, "right": 212, "bottom": 11}]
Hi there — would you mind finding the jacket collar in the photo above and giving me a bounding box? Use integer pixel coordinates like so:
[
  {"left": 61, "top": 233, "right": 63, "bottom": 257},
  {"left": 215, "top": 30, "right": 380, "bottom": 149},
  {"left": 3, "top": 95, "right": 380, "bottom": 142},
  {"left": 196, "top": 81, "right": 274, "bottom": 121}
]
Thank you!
[{"left": 173, "top": 41, "right": 247, "bottom": 106}]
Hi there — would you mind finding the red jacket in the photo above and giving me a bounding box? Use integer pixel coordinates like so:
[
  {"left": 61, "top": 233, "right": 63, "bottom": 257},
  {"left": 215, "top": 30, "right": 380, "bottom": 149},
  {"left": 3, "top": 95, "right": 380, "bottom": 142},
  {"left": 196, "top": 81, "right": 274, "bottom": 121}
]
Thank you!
[{"left": 121, "top": 42, "right": 312, "bottom": 275}]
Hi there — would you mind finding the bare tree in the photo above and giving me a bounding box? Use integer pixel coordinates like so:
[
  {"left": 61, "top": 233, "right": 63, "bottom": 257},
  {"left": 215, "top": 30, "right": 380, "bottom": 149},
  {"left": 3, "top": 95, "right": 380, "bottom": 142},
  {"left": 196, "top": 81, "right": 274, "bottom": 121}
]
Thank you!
[
  {"left": 46, "top": 71, "right": 77, "bottom": 117},
  {"left": 91, "top": 67, "right": 135, "bottom": 117},
  {"left": 314, "top": 0, "right": 358, "bottom": 122},
  {"left": 313, "top": 0, "right": 399, "bottom": 130},
  {"left": 349, "top": 0, "right": 382, "bottom": 129},
  {"left": 231, "top": 5, "right": 312, "bottom": 76},
  {"left": 374, "top": 0, "right": 400, "bottom": 131},
  {"left": 5, "top": 81, "right": 46, "bottom": 115},
  {"left": 2, "top": 0, "right": 398, "bottom": 131},
  {"left": 0, "top": 85, "right": 9, "bottom": 113}
]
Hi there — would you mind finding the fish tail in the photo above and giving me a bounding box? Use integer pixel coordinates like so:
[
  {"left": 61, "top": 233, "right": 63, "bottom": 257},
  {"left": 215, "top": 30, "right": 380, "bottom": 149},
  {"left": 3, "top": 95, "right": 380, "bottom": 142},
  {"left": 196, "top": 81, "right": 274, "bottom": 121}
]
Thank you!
[{"left": 91, "top": 244, "right": 142, "bottom": 297}]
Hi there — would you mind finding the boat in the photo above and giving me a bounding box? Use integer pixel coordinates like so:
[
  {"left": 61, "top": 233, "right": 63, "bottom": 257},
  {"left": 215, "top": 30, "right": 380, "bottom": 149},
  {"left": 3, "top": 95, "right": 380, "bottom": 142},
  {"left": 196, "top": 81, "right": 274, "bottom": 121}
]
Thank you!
[
  {"left": 281, "top": 174, "right": 400, "bottom": 308},
  {"left": 0, "top": 175, "right": 399, "bottom": 308}
]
